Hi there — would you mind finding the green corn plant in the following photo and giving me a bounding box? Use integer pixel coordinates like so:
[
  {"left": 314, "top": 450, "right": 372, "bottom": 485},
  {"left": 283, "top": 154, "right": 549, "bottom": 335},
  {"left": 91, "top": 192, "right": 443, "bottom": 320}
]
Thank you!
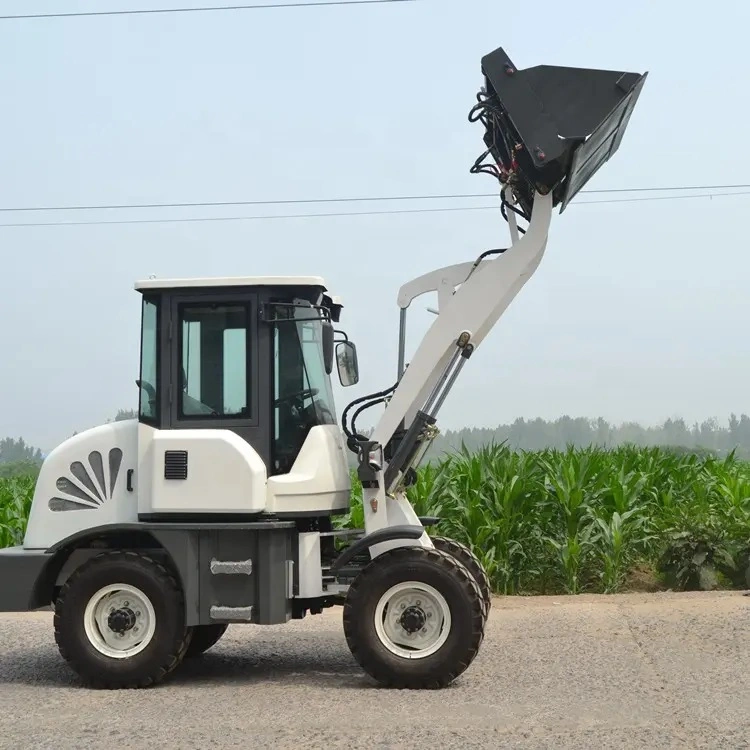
[
  {"left": 406, "top": 460, "right": 452, "bottom": 524},
  {"left": 545, "top": 521, "right": 596, "bottom": 594},
  {"left": 593, "top": 508, "right": 655, "bottom": 592},
  {"left": 539, "top": 446, "right": 603, "bottom": 538},
  {"left": 0, "top": 476, "right": 35, "bottom": 548}
]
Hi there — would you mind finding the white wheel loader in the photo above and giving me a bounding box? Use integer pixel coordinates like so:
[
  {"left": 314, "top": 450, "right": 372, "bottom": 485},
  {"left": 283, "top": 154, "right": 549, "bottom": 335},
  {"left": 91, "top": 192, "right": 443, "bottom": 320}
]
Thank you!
[{"left": 0, "top": 46, "right": 646, "bottom": 689}]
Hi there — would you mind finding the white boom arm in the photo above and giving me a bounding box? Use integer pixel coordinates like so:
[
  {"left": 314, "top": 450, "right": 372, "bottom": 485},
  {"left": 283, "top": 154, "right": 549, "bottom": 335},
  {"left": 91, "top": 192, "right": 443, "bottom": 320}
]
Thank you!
[{"left": 360, "top": 189, "right": 553, "bottom": 553}]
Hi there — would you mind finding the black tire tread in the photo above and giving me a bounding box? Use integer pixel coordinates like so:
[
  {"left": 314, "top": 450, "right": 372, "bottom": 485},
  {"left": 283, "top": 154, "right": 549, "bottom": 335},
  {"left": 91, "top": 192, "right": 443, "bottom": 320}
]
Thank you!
[
  {"left": 53, "top": 550, "right": 192, "bottom": 689},
  {"left": 343, "top": 546, "right": 485, "bottom": 689},
  {"left": 431, "top": 536, "right": 492, "bottom": 615}
]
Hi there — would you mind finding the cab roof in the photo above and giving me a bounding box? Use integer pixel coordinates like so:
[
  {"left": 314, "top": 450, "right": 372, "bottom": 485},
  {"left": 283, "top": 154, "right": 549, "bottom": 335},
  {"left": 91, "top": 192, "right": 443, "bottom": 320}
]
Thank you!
[{"left": 134, "top": 275, "right": 327, "bottom": 291}]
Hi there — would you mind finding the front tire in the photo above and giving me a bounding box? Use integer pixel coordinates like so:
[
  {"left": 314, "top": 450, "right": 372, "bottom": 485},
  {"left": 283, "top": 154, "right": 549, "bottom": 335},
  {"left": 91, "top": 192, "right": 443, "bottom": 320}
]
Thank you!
[
  {"left": 343, "top": 546, "right": 485, "bottom": 689},
  {"left": 54, "top": 550, "right": 192, "bottom": 689}
]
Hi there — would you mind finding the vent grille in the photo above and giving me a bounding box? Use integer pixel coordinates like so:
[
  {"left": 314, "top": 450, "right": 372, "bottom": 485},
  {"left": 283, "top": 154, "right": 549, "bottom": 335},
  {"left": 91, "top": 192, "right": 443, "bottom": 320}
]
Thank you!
[{"left": 164, "top": 450, "right": 188, "bottom": 480}]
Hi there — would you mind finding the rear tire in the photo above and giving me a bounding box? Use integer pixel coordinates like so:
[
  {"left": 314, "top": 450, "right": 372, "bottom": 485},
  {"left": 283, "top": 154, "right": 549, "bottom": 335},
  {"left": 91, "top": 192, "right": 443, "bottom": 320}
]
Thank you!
[
  {"left": 431, "top": 536, "right": 492, "bottom": 617},
  {"left": 185, "top": 624, "right": 228, "bottom": 658},
  {"left": 343, "top": 546, "right": 485, "bottom": 689},
  {"left": 53, "top": 550, "right": 192, "bottom": 689}
]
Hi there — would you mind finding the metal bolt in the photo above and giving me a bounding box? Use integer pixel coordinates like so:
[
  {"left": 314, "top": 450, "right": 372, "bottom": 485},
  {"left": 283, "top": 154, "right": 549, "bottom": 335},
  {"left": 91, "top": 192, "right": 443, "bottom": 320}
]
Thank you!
[
  {"left": 123, "top": 601, "right": 129, "bottom": 607},
  {"left": 534, "top": 146, "right": 546, "bottom": 161},
  {"left": 422, "top": 628, "right": 427, "bottom": 633},
  {"left": 427, "top": 612, "right": 432, "bottom": 618},
  {"left": 415, "top": 600, "right": 421, "bottom": 606},
  {"left": 133, "top": 627, "right": 139, "bottom": 633},
  {"left": 118, "top": 633, "right": 125, "bottom": 638},
  {"left": 135, "top": 611, "right": 141, "bottom": 617},
  {"left": 400, "top": 603, "right": 406, "bottom": 609}
]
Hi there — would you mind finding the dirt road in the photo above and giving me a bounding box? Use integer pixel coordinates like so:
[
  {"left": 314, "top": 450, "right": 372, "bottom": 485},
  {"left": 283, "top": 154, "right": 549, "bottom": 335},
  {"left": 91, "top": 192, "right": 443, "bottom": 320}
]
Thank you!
[{"left": 0, "top": 591, "right": 748, "bottom": 749}]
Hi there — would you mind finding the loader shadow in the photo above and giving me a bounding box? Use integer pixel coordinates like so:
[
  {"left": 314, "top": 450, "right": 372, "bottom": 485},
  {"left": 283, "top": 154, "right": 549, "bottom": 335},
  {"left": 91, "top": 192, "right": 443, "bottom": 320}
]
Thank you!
[
  {"left": 0, "top": 636, "right": 375, "bottom": 691},
  {"left": 169, "top": 647, "right": 368, "bottom": 688}
]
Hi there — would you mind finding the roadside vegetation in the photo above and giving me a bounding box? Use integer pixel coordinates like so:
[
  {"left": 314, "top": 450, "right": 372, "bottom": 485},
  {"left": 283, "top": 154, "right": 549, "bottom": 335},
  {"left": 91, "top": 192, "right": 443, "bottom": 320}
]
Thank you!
[
  {"left": 3, "top": 442, "right": 750, "bottom": 595},
  {"left": 0, "top": 475, "right": 34, "bottom": 549},
  {"left": 337, "top": 443, "right": 750, "bottom": 595}
]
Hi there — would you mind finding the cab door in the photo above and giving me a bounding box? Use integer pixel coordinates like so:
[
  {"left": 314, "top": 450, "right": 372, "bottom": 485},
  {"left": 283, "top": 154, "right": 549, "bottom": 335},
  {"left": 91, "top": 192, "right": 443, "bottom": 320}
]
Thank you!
[{"left": 164, "top": 290, "right": 272, "bottom": 471}]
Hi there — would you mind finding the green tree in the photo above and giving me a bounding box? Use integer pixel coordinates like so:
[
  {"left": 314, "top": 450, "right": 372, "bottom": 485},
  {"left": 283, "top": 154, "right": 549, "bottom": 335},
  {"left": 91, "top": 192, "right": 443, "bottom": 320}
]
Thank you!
[
  {"left": 114, "top": 409, "right": 137, "bottom": 422},
  {"left": 0, "top": 438, "right": 42, "bottom": 465}
]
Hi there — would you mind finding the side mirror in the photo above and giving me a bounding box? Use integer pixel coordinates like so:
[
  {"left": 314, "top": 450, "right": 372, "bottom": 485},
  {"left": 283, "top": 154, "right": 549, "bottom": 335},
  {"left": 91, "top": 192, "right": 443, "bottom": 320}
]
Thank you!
[
  {"left": 336, "top": 341, "right": 359, "bottom": 386},
  {"left": 322, "top": 321, "right": 334, "bottom": 375}
]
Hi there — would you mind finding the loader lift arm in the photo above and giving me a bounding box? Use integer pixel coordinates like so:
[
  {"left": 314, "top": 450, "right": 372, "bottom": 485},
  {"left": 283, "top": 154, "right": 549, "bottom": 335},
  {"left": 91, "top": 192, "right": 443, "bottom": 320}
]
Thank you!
[{"left": 340, "top": 45, "right": 647, "bottom": 554}]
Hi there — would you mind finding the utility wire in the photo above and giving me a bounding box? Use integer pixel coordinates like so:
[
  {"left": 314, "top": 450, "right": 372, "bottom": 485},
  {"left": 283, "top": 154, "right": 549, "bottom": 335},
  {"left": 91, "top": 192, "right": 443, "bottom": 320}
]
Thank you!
[
  {"left": 0, "top": 0, "right": 413, "bottom": 21},
  {"left": 1, "top": 183, "right": 749, "bottom": 214},
  {"left": 2, "top": 189, "right": 749, "bottom": 228}
]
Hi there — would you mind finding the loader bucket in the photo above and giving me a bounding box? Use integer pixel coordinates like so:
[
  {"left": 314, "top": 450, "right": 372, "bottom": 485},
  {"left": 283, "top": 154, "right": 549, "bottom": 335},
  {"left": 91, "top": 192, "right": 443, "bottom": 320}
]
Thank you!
[{"left": 474, "top": 46, "right": 647, "bottom": 217}]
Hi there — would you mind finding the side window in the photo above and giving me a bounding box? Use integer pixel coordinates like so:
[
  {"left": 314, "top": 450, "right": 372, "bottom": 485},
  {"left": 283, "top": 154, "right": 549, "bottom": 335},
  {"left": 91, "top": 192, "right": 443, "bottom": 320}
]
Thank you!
[
  {"left": 139, "top": 298, "right": 159, "bottom": 422},
  {"left": 179, "top": 303, "right": 249, "bottom": 418}
]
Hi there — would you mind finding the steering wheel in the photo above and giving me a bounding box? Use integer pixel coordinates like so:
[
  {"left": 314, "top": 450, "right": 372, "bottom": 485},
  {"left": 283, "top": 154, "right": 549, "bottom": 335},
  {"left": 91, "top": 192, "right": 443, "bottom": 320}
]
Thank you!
[
  {"left": 137, "top": 379, "right": 156, "bottom": 398},
  {"left": 136, "top": 379, "right": 157, "bottom": 409},
  {"left": 274, "top": 387, "right": 318, "bottom": 407}
]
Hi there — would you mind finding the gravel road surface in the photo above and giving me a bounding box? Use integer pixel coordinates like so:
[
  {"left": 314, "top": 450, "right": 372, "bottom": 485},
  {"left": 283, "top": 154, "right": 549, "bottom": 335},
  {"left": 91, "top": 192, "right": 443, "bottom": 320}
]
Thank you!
[{"left": 0, "top": 591, "right": 748, "bottom": 749}]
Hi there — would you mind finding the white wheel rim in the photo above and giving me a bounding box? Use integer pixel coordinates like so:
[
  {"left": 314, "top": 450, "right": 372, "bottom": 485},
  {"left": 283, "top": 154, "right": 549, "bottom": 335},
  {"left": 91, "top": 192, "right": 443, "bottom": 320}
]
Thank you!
[
  {"left": 374, "top": 581, "right": 451, "bottom": 659},
  {"left": 83, "top": 584, "right": 156, "bottom": 659}
]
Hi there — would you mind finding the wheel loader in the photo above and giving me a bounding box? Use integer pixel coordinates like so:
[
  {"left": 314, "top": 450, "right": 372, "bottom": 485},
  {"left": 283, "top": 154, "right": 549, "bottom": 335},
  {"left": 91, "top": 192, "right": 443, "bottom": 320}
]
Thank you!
[{"left": 0, "top": 46, "right": 646, "bottom": 689}]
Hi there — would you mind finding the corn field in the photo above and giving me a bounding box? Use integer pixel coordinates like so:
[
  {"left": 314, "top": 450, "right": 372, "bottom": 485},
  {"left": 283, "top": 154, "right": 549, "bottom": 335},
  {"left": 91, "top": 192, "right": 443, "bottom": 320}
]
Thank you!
[
  {"left": 3, "top": 444, "right": 750, "bottom": 594},
  {"left": 336, "top": 444, "right": 750, "bottom": 595}
]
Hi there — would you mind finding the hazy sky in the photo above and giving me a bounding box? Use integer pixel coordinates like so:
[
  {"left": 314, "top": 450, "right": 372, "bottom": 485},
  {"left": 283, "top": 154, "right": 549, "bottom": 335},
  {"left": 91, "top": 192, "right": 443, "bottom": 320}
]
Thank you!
[{"left": 2, "top": 0, "right": 749, "bottom": 452}]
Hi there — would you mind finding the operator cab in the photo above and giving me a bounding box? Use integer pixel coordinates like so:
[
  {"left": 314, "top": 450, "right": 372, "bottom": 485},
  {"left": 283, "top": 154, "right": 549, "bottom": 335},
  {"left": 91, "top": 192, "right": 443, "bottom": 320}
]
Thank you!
[{"left": 134, "top": 275, "right": 359, "bottom": 476}]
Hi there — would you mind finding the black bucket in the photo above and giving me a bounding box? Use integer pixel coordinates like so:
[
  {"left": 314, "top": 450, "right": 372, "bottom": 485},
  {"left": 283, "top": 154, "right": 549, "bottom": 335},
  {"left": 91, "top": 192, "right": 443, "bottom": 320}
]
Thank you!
[{"left": 471, "top": 47, "right": 647, "bottom": 218}]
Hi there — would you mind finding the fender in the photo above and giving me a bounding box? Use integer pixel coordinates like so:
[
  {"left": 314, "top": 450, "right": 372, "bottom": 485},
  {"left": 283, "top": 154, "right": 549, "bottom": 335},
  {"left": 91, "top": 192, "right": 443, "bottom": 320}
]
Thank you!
[{"left": 330, "top": 524, "right": 424, "bottom": 574}]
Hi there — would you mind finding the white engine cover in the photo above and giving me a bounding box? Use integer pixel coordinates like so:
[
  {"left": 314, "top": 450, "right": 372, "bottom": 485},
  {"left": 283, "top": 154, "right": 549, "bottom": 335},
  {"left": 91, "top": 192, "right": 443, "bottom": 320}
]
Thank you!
[
  {"left": 24, "top": 420, "right": 139, "bottom": 550},
  {"left": 136, "top": 423, "right": 267, "bottom": 515},
  {"left": 23, "top": 420, "right": 351, "bottom": 550}
]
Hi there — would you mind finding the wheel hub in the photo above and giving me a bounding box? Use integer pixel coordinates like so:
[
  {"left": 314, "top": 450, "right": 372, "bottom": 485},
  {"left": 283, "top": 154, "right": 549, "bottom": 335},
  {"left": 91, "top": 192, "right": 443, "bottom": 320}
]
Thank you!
[
  {"left": 83, "top": 584, "right": 156, "bottom": 659},
  {"left": 399, "top": 605, "right": 426, "bottom": 634},
  {"left": 373, "top": 581, "right": 451, "bottom": 660},
  {"left": 107, "top": 607, "right": 137, "bottom": 634}
]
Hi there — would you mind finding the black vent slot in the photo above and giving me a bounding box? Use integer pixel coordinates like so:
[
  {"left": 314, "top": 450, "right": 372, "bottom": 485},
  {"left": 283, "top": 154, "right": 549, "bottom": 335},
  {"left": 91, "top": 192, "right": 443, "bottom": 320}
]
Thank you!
[{"left": 164, "top": 450, "right": 188, "bottom": 480}]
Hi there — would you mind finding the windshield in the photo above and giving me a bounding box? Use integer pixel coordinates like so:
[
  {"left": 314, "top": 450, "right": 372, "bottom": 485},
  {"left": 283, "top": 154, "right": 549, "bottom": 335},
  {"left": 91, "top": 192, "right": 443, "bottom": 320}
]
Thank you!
[{"left": 271, "top": 303, "right": 337, "bottom": 474}]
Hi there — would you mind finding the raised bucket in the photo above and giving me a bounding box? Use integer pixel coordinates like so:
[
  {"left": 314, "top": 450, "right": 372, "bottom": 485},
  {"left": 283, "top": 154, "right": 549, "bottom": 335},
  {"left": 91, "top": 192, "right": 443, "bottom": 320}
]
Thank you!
[{"left": 471, "top": 47, "right": 648, "bottom": 218}]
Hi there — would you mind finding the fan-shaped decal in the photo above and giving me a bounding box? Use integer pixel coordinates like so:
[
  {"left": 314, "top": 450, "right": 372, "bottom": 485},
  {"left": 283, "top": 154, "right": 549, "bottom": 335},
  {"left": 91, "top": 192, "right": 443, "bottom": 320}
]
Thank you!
[{"left": 49, "top": 448, "right": 125, "bottom": 512}]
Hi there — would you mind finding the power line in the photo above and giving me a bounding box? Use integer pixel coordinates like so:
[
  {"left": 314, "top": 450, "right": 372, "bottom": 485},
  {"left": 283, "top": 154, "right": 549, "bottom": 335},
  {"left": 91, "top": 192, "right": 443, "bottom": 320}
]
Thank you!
[
  {"left": 574, "top": 183, "right": 750, "bottom": 194},
  {"left": 2, "top": 189, "right": 749, "bottom": 228},
  {"left": 1, "top": 183, "right": 749, "bottom": 214},
  {"left": 0, "top": 0, "right": 413, "bottom": 21}
]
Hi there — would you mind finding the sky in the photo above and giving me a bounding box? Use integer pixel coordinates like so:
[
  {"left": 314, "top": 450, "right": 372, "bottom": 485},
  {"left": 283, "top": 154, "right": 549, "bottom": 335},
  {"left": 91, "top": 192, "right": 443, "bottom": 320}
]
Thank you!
[{"left": 1, "top": 0, "right": 749, "bottom": 452}]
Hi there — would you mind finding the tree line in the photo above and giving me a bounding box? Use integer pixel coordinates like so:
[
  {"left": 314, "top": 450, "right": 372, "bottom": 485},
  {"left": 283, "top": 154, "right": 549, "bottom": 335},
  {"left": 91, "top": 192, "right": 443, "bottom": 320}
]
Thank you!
[{"left": 424, "top": 414, "right": 750, "bottom": 460}]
